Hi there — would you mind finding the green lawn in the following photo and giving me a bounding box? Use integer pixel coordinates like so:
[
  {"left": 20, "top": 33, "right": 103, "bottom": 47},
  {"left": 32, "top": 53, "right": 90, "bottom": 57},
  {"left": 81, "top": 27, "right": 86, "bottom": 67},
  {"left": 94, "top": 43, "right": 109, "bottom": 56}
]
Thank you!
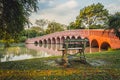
[{"left": 0, "top": 50, "right": 120, "bottom": 80}]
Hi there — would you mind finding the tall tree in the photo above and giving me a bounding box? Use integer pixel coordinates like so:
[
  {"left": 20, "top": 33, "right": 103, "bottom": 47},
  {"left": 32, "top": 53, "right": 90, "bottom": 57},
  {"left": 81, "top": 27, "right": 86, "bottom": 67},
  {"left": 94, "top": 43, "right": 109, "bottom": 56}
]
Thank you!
[
  {"left": 106, "top": 12, "right": 120, "bottom": 39},
  {"left": 35, "top": 19, "right": 48, "bottom": 27},
  {"left": 67, "top": 22, "right": 78, "bottom": 30},
  {"left": 0, "top": 0, "right": 38, "bottom": 47},
  {"left": 76, "top": 3, "right": 108, "bottom": 29},
  {"left": 30, "top": 26, "right": 43, "bottom": 33},
  {"left": 35, "top": 19, "right": 49, "bottom": 35},
  {"left": 46, "top": 22, "right": 64, "bottom": 34}
]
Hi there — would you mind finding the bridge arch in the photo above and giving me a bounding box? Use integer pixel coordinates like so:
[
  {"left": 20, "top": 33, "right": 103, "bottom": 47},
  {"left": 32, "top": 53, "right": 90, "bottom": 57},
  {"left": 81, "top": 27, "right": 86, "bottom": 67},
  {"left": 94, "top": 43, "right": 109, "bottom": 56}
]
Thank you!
[
  {"left": 77, "top": 36, "right": 81, "bottom": 39},
  {"left": 48, "top": 38, "right": 51, "bottom": 44},
  {"left": 43, "top": 39, "right": 47, "bottom": 44},
  {"left": 61, "top": 36, "right": 65, "bottom": 43},
  {"left": 71, "top": 36, "right": 76, "bottom": 39},
  {"left": 34, "top": 41, "right": 38, "bottom": 44},
  {"left": 39, "top": 40, "right": 42, "bottom": 44},
  {"left": 52, "top": 37, "right": 56, "bottom": 44},
  {"left": 57, "top": 37, "right": 60, "bottom": 44},
  {"left": 101, "top": 42, "right": 111, "bottom": 50},
  {"left": 91, "top": 39, "right": 99, "bottom": 48},
  {"left": 66, "top": 36, "right": 70, "bottom": 40}
]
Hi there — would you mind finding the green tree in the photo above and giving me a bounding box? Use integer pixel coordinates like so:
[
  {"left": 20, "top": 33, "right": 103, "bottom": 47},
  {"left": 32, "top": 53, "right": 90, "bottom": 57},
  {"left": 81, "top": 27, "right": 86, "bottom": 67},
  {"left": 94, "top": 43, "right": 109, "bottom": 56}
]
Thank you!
[
  {"left": 35, "top": 19, "right": 48, "bottom": 30},
  {"left": 76, "top": 3, "right": 108, "bottom": 29},
  {"left": 0, "top": 0, "right": 38, "bottom": 47},
  {"left": 67, "top": 22, "right": 77, "bottom": 30},
  {"left": 75, "top": 16, "right": 83, "bottom": 29},
  {"left": 106, "top": 12, "right": 120, "bottom": 39},
  {"left": 27, "top": 30, "right": 38, "bottom": 38},
  {"left": 89, "top": 24, "right": 105, "bottom": 29},
  {"left": 19, "top": 26, "right": 46, "bottom": 42},
  {"left": 46, "top": 22, "right": 64, "bottom": 34},
  {"left": 30, "top": 26, "right": 45, "bottom": 36},
  {"left": 35, "top": 19, "right": 48, "bottom": 27},
  {"left": 35, "top": 19, "right": 49, "bottom": 35},
  {"left": 30, "top": 26, "right": 44, "bottom": 33}
]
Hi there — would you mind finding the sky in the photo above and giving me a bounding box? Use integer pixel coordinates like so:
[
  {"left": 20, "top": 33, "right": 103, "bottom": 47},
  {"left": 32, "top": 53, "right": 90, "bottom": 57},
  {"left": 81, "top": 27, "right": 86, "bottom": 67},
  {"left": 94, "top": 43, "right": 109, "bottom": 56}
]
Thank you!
[{"left": 29, "top": 0, "right": 120, "bottom": 26}]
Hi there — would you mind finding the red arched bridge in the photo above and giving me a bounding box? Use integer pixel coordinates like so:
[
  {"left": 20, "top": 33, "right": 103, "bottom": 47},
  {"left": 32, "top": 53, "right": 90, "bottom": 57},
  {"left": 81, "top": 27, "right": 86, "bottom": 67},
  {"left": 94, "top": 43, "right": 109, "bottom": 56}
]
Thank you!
[{"left": 26, "top": 29, "right": 120, "bottom": 51}]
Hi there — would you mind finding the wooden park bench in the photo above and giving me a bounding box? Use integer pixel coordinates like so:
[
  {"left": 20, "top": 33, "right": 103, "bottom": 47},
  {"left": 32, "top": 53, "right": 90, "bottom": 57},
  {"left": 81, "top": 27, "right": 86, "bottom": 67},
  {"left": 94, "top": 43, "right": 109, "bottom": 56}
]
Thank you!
[{"left": 58, "top": 39, "right": 88, "bottom": 65}]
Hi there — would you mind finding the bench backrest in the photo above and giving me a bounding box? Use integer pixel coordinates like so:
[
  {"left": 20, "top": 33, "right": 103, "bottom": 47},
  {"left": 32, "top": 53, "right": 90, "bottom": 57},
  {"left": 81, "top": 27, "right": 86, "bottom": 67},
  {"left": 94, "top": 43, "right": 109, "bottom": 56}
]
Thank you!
[{"left": 62, "top": 39, "right": 88, "bottom": 50}]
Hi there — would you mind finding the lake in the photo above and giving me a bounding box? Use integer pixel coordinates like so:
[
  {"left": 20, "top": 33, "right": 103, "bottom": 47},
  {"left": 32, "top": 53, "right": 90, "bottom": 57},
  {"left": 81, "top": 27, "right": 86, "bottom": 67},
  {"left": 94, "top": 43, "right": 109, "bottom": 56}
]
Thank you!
[{"left": 0, "top": 43, "right": 100, "bottom": 62}]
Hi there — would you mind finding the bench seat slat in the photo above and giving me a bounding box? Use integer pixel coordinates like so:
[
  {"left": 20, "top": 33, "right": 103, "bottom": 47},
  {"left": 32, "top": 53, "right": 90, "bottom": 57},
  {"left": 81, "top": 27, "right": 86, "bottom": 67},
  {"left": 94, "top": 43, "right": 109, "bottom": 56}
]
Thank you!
[{"left": 58, "top": 47, "right": 83, "bottom": 51}]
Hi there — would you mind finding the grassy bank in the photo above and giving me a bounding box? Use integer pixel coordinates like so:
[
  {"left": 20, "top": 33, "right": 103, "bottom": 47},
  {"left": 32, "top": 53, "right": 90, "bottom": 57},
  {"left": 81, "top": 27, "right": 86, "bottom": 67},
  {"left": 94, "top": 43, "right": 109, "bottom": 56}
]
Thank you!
[{"left": 0, "top": 50, "right": 120, "bottom": 80}]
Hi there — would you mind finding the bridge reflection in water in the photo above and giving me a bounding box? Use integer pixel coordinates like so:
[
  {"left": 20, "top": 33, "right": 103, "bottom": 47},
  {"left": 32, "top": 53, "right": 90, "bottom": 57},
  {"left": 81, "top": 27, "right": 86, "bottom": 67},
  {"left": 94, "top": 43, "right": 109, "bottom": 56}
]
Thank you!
[
  {"left": 26, "top": 43, "right": 100, "bottom": 55},
  {"left": 26, "top": 44, "right": 62, "bottom": 56},
  {"left": 0, "top": 43, "right": 101, "bottom": 62}
]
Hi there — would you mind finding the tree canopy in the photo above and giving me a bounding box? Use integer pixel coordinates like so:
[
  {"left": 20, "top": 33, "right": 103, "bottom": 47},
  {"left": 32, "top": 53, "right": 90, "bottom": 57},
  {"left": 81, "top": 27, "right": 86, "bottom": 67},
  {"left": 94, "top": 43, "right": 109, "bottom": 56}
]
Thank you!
[
  {"left": 71, "top": 3, "right": 108, "bottom": 29},
  {"left": 106, "top": 12, "right": 120, "bottom": 39},
  {"left": 0, "top": 0, "right": 38, "bottom": 46},
  {"left": 19, "top": 26, "right": 45, "bottom": 42},
  {"left": 46, "top": 22, "right": 64, "bottom": 34},
  {"left": 30, "top": 26, "right": 44, "bottom": 33},
  {"left": 35, "top": 19, "right": 49, "bottom": 27}
]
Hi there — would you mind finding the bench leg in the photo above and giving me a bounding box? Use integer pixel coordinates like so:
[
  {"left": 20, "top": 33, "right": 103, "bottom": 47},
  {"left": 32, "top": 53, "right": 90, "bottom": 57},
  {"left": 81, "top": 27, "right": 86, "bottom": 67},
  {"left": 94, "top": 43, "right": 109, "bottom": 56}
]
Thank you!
[
  {"left": 79, "top": 49, "right": 82, "bottom": 60},
  {"left": 79, "top": 49, "right": 86, "bottom": 61},
  {"left": 61, "top": 50, "right": 69, "bottom": 67},
  {"left": 61, "top": 50, "right": 65, "bottom": 59},
  {"left": 82, "top": 51, "right": 86, "bottom": 60}
]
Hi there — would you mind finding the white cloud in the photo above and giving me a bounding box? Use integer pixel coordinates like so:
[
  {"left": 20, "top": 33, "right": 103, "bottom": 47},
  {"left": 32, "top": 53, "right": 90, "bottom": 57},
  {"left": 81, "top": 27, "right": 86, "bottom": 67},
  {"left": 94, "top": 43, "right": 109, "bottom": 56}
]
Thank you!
[
  {"left": 56, "top": 0, "right": 78, "bottom": 10},
  {"left": 29, "top": 0, "right": 120, "bottom": 27},
  {"left": 38, "top": 0, "right": 54, "bottom": 3},
  {"left": 105, "top": 3, "right": 120, "bottom": 14},
  {"left": 29, "top": 0, "right": 79, "bottom": 26}
]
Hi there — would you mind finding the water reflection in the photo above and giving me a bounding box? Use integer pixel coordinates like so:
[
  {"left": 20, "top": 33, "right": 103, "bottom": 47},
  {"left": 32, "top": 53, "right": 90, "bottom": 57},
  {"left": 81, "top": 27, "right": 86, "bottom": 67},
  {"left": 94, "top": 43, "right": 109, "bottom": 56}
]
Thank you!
[
  {"left": 0, "top": 44, "right": 63, "bottom": 62},
  {"left": 0, "top": 43, "right": 100, "bottom": 62},
  {"left": 0, "top": 47, "right": 37, "bottom": 62},
  {"left": 26, "top": 44, "right": 62, "bottom": 56}
]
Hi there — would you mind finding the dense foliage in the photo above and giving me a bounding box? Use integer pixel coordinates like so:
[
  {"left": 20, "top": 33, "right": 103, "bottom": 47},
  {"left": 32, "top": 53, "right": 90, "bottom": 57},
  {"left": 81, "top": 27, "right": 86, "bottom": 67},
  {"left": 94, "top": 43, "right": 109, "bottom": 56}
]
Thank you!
[
  {"left": 106, "top": 12, "right": 120, "bottom": 39},
  {"left": 67, "top": 3, "right": 120, "bottom": 39},
  {"left": 0, "top": 0, "right": 38, "bottom": 46},
  {"left": 35, "top": 19, "right": 49, "bottom": 28},
  {"left": 19, "top": 27, "right": 44, "bottom": 42},
  {"left": 46, "top": 22, "right": 65, "bottom": 34},
  {"left": 68, "top": 3, "right": 108, "bottom": 29}
]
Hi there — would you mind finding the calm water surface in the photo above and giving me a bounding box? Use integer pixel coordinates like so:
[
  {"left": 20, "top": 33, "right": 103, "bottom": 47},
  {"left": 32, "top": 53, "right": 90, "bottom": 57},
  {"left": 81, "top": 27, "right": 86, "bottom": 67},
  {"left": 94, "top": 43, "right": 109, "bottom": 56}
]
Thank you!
[{"left": 0, "top": 44, "right": 99, "bottom": 62}]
